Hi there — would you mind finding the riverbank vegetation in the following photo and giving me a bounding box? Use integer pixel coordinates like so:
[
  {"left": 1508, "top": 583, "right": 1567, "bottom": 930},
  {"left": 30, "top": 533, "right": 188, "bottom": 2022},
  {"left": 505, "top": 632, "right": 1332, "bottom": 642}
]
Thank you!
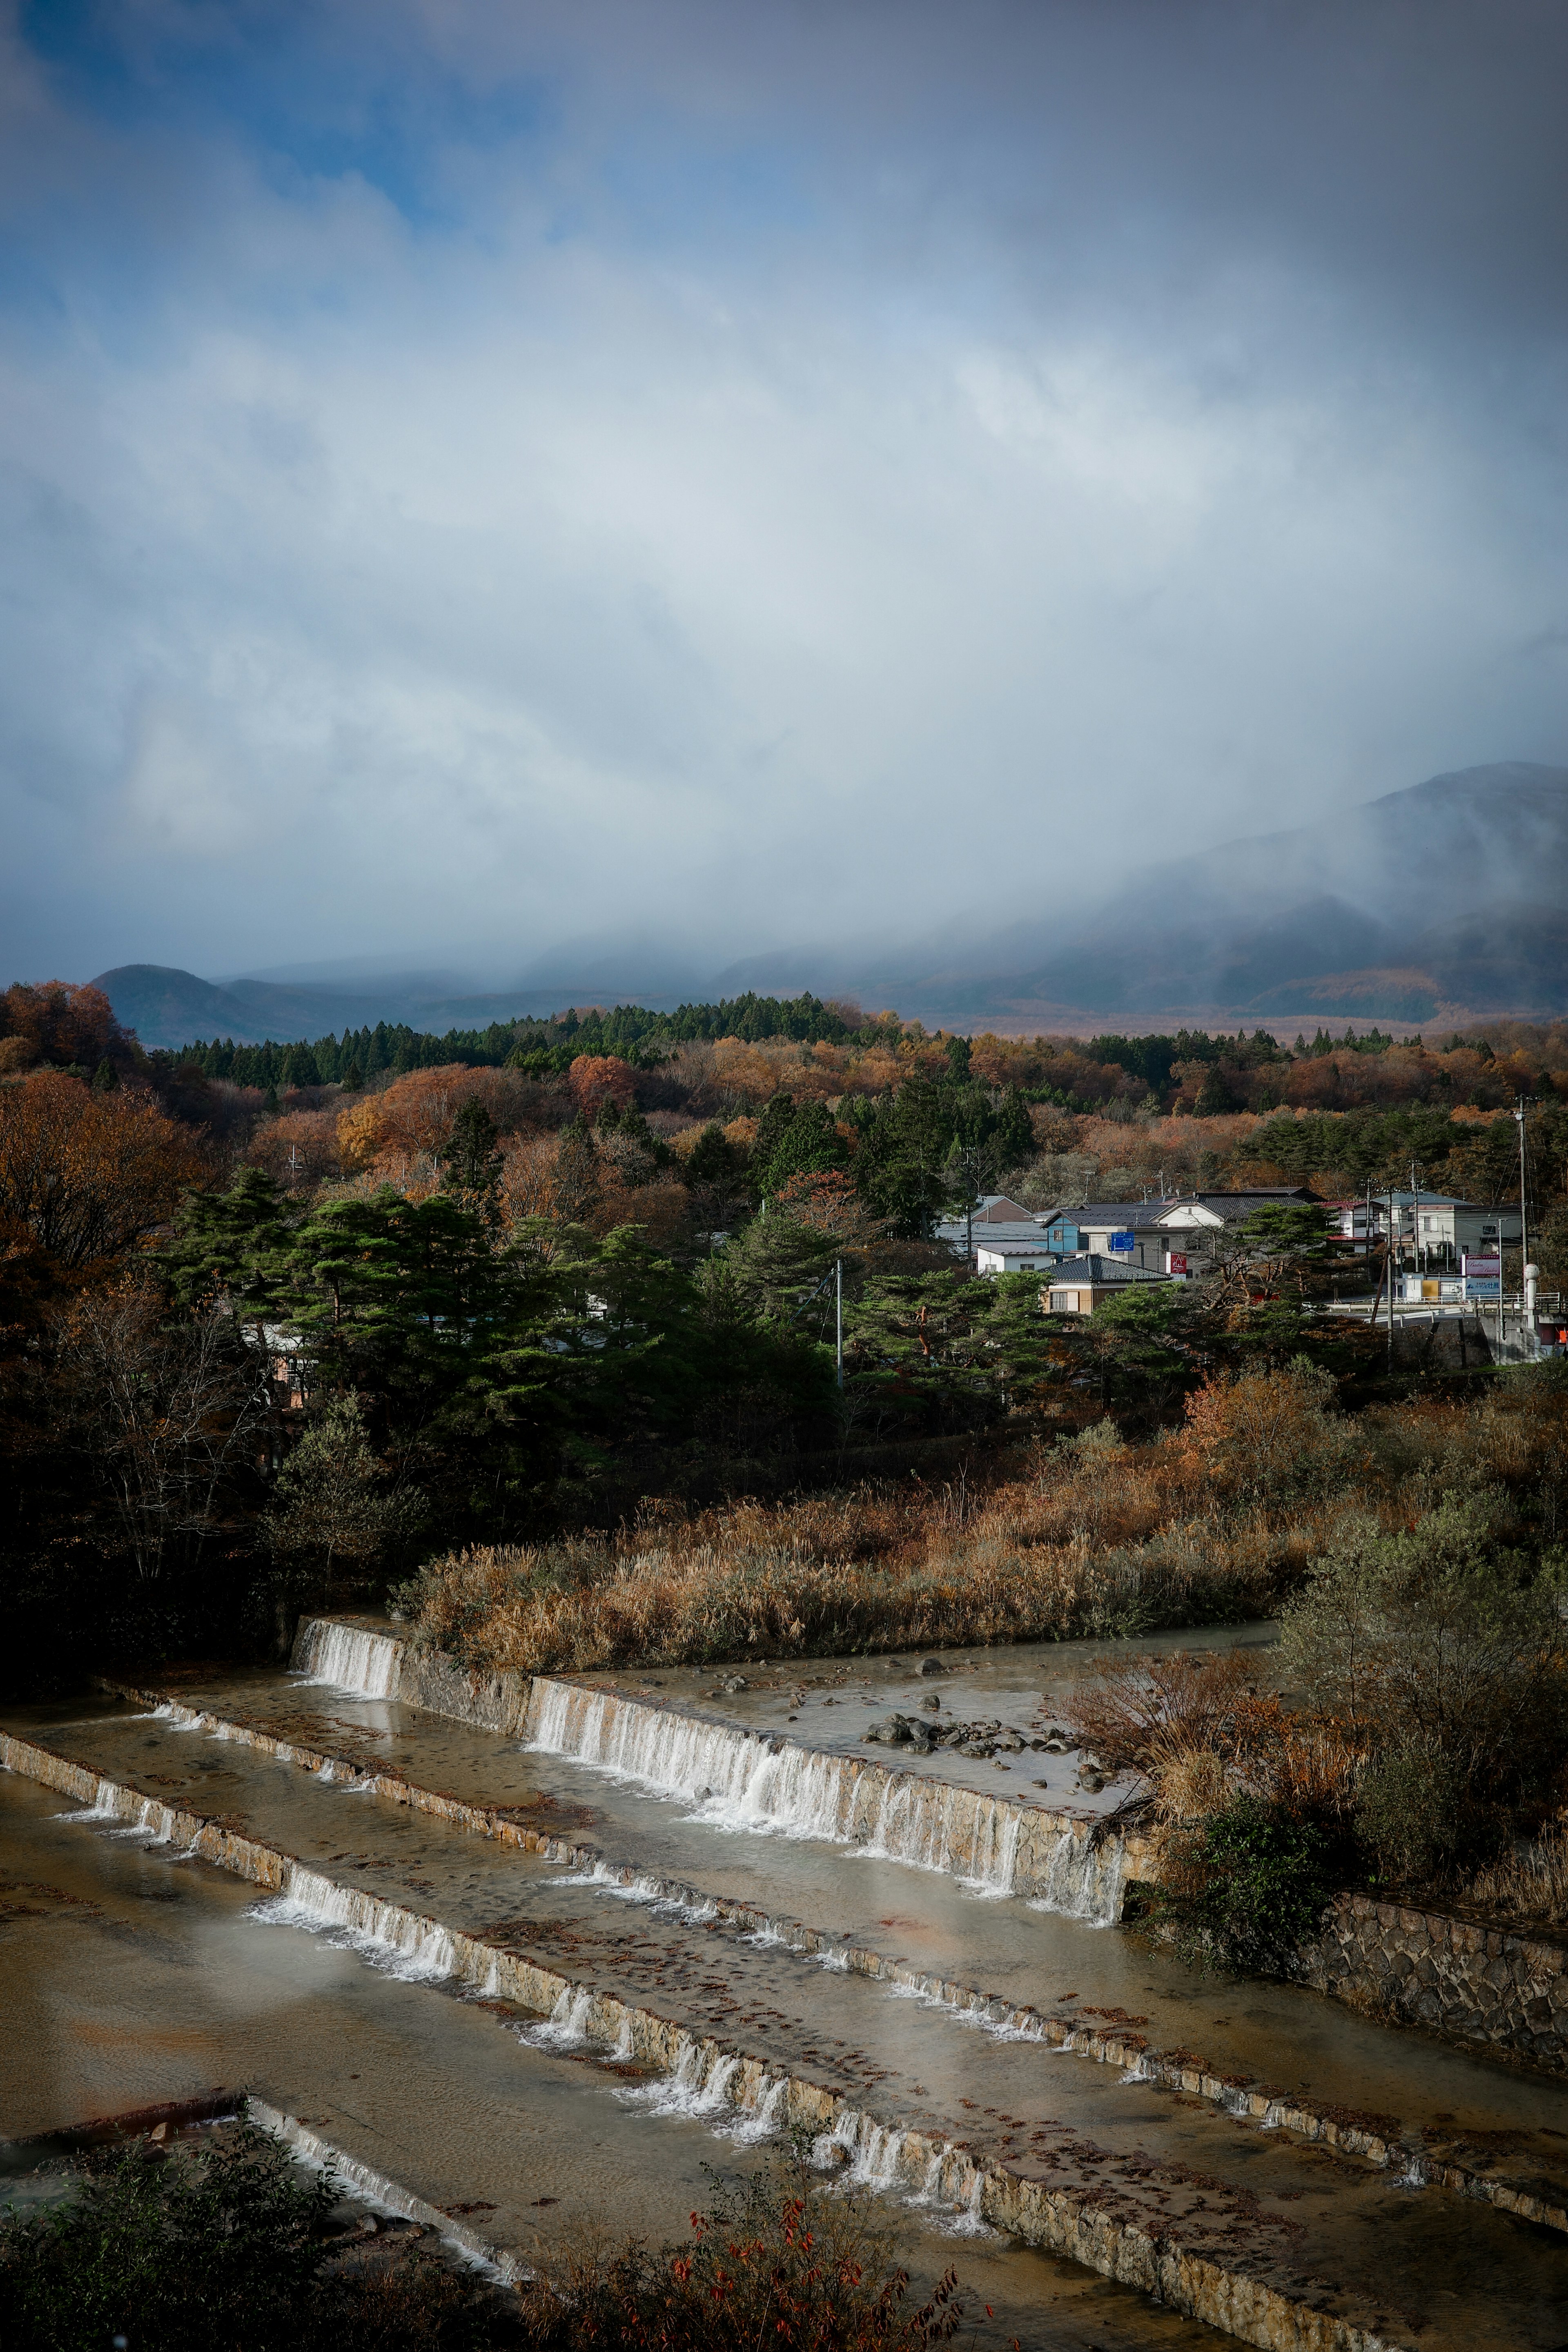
[
  {"left": 399, "top": 1356, "right": 1566, "bottom": 1679},
  {"left": 0, "top": 2131, "right": 982, "bottom": 2352},
  {"left": 0, "top": 2127, "right": 500, "bottom": 2352},
  {"left": 1061, "top": 1482, "right": 1568, "bottom": 1949}
]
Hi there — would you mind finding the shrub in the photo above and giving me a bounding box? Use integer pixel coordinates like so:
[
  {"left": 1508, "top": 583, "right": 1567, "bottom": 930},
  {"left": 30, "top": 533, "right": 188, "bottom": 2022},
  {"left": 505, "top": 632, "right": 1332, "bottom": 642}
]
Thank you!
[
  {"left": 1278, "top": 1498, "right": 1568, "bottom": 1877},
  {"left": 0, "top": 2128, "right": 504, "bottom": 2352},
  {"left": 1152, "top": 1795, "right": 1336, "bottom": 1973},
  {"left": 1355, "top": 1740, "right": 1472, "bottom": 1886},
  {"left": 514, "top": 2160, "right": 976, "bottom": 2350}
]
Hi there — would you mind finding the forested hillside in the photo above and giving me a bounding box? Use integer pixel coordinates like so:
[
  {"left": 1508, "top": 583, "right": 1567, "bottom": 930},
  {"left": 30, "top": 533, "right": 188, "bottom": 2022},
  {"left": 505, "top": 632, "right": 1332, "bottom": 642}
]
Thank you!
[{"left": 3, "top": 973, "right": 1567, "bottom": 1693}]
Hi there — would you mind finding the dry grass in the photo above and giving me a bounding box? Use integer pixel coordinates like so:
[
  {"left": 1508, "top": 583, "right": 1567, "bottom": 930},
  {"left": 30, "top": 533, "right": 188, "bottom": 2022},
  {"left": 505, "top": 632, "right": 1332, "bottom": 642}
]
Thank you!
[
  {"left": 1464, "top": 1822, "right": 1568, "bottom": 1930},
  {"left": 397, "top": 1369, "right": 1567, "bottom": 1680}
]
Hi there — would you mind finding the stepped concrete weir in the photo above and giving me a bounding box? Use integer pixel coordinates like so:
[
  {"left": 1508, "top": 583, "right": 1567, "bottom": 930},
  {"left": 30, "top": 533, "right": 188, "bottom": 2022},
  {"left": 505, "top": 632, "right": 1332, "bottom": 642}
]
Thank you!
[
  {"left": 289, "top": 1615, "right": 1154, "bottom": 1923},
  {"left": 287, "top": 1615, "right": 1568, "bottom": 2074},
  {"left": 94, "top": 1678, "right": 1568, "bottom": 2205},
  {"left": 8, "top": 1678, "right": 1568, "bottom": 2352}
]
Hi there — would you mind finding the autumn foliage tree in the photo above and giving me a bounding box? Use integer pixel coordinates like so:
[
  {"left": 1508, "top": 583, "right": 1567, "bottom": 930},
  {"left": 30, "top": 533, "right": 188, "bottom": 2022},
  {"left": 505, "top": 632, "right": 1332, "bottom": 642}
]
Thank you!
[
  {"left": 568, "top": 1053, "right": 639, "bottom": 1120},
  {"left": 0, "top": 1071, "right": 205, "bottom": 1273},
  {"left": 0, "top": 981, "right": 128, "bottom": 1074}
]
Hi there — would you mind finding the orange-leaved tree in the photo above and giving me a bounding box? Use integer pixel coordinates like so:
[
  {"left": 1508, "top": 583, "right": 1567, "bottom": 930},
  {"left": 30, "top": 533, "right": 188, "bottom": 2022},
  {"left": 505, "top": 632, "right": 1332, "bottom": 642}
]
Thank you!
[
  {"left": 0, "top": 1071, "right": 205, "bottom": 1272},
  {"left": 0, "top": 980, "right": 126, "bottom": 1074},
  {"left": 568, "top": 1053, "right": 638, "bottom": 1119}
]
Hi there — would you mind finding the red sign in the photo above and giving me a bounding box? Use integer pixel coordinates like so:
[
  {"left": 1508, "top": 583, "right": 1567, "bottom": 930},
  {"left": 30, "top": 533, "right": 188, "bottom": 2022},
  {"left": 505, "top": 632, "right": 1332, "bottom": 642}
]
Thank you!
[{"left": 1167, "top": 1252, "right": 1188, "bottom": 1275}]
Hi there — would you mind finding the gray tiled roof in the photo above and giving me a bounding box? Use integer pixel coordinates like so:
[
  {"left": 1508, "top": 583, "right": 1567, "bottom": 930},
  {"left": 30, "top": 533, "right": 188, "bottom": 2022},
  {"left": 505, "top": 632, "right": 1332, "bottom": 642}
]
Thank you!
[{"left": 1045, "top": 1254, "right": 1173, "bottom": 1287}]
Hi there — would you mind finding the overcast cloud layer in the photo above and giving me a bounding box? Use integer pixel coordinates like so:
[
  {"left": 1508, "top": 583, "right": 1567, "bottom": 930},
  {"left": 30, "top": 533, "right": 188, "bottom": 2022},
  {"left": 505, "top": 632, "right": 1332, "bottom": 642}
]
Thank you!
[{"left": 4, "top": 0, "right": 1568, "bottom": 985}]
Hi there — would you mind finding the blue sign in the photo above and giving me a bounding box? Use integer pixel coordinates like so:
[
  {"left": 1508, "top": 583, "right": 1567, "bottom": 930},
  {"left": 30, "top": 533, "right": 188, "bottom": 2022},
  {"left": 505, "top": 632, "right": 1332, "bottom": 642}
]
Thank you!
[{"left": 1109, "top": 1230, "right": 1135, "bottom": 1253}]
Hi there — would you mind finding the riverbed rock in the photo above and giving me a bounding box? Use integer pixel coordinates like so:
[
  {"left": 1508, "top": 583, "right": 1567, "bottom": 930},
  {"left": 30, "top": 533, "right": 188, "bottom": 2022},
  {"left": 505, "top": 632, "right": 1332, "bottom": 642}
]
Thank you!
[{"left": 918, "top": 1657, "right": 944, "bottom": 1676}]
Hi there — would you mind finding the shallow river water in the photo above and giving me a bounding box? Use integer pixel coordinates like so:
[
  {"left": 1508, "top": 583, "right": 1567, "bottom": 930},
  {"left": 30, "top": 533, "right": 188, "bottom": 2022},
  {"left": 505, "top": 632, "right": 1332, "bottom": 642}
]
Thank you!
[{"left": 4, "top": 1626, "right": 1568, "bottom": 2351}]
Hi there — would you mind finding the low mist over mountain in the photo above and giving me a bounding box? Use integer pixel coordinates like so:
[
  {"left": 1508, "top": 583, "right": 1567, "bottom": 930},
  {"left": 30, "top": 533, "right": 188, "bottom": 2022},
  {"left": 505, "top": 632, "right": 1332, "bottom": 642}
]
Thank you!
[
  {"left": 93, "top": 764, "right": 1568, "bottom": 1047},
  {"left": 860, "top": 762, "right": 1568, "bottom": 1027}
]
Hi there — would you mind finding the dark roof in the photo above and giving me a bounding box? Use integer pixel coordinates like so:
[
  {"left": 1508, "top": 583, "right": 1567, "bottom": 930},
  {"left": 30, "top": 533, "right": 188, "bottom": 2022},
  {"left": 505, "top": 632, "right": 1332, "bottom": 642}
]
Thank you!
[
  {"left": 972, "top": 1195, "right": 1036, "bottom": 1224},
  {"left": 1045, "top": 1254, "right": 1173, "bottom": 1287},
  {"left": 1042, "top": 1202, "right": 1163, "bottom": 1227}
]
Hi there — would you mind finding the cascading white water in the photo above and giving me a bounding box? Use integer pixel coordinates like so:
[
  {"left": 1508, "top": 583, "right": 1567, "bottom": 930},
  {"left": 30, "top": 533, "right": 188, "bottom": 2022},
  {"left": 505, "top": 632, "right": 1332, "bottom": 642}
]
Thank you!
[
  {"left": 620, "top": 2036, "right": 740, "bottom": 2121},
  {"left": 949, "top": 2172, "right": 991, "bottom": 2237},
  {"left": 909, "top": 2145, "right": 953, "bottom": 2207},
  {"left": 293, "top": 1621, "right": 402, "bottom": 1700},
  {"left": 1030, "top": 1826, "right": 1125, "bottom": 1927},
  {"left": 250, "top": 1864, "right": 456, "bottom": 1982},
  {"left": 56, "top": 1792, "right": 123, "bottom": 1826},
  {"left": 726, "top": 2074, "right": 787, "bottom": 2144},
  {"left": 844, "top": 2120, "right": 908, "bottom": 2191},
  {"left": 528, "top": 1682, "right": 851, "bottom": 1843},
  {"left": 526, "top": 1986, "right": 595, "bottom": 2047},
  {"left": 526, "top": 1680, "right": 1078, "bottom": 1904}
]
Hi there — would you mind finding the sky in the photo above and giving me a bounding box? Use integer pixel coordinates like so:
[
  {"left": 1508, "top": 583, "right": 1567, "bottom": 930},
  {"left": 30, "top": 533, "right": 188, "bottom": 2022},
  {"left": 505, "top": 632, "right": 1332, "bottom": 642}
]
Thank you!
[{"left": 4, "top": 0, "right": 1568, "bottom": 988}]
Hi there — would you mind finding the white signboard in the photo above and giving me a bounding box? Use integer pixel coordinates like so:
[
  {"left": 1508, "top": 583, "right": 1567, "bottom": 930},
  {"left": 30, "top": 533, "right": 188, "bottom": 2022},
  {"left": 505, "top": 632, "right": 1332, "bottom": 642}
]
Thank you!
[{"left": 1463, "top": 1254, "right": 1500, "bottom": 1301}]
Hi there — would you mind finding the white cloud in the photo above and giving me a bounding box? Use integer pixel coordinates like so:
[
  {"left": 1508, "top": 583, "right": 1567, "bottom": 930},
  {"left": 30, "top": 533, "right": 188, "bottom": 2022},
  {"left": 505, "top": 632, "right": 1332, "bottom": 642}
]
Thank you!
[{"left": 2, "top": 0, "right": 1566, "bottom": 980}]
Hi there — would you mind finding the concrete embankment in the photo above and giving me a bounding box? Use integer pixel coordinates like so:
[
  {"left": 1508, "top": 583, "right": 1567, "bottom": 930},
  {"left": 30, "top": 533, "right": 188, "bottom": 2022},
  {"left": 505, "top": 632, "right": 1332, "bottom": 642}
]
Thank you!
[
  {"left": 291, "top": 1615, "right": 1568, "bottom": 2079},
  {"left": 103, "top": 1676, "right": 1568, "bottom": 2222},
  {"left": 7, "top": 1719, "right": 1568, "bottom": 2352},
  {"left": 292, "top": 1616, "right": 1152, "bottom": 1924},
  {"left": 0, "top": 1764, "right": 1339, "bottom": 2352}
]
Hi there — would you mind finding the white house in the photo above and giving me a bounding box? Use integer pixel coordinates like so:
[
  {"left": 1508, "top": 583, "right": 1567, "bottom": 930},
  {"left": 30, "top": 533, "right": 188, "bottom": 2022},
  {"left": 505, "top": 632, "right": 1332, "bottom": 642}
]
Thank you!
[
  {"left": 1326, "top": 1192, "right": 1522, "bottom": 1266},
  {"left": 936, "top": 1194, "right": 1065, "bottom": 1266},
  {"left": 1038, "top": 1189, "right": 1314, "bottom": 1275},
  {"left": 975, "top": 1237, "right": 1061, "bottom": 1276}
]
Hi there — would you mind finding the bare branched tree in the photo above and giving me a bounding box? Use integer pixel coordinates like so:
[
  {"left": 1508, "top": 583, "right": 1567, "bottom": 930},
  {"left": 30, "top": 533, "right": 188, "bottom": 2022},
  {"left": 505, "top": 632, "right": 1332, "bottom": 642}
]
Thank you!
[{"left": 55, "top": 1276, "right": 264, "bottom": 1583}]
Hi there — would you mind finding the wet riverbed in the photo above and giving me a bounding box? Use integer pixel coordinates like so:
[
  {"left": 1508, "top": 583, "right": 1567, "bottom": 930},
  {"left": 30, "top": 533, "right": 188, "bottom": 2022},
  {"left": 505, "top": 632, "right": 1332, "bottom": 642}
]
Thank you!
[{"left": 0, "top": 1768, "right": 1247, "bottom": 2352}]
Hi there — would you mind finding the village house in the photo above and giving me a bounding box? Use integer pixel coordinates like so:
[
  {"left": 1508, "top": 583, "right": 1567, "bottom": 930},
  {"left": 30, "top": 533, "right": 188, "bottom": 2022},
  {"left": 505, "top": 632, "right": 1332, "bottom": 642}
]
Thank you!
[
  {"left": 1042, "top": 1254, "right": 1174, "bottom": 1315},
  {"left": 1325, "top": 1192, "right": 1522, "bottom": 1268},
  {"left": 1038, "top": 1189, "right": 1314, "bottom": 1276},
  {"left": 974, "top": 1236, "right": 1061, "bottom": 1276},
  {"left": 935, "top": 1194, "right": 1059, "bottom": 1268}
]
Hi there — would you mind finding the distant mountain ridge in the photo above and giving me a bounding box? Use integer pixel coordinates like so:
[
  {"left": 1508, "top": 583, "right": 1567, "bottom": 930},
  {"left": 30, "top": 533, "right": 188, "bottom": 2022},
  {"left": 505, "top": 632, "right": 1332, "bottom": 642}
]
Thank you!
[
  {"left": 88, "top": 965, "right": 601, "bottom": 1051},
  {"left": 90, "top": 763, "right": 1568, "bottom": 1045}
]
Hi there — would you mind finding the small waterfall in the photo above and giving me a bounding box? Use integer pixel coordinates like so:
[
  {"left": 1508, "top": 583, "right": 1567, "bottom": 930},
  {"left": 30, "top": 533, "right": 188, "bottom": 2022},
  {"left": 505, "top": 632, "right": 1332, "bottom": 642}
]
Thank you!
[
  {"left": 250, "top": 1865, "right": 456, "bottom": 1983},
  {"left": 909, "top": 2145, "right": 953, "bottom": 2207},
  {"left": 960, "top": 1800, "right": 1024, "bottom": 1898},
  {"left": 949, "top": 2172, "right": 991, "bottom": 2237},
  {"left": 293, "top": 1620, "right": 403, "bottom": 1700},
  {"left": 527, "top": 1680, "right": 1047, "bottom": 1900},
  {"left": 844, "top": 2121, "right": 908, "bottom": 2191},
  {"left": 563, "top": 1860, "right": 717, "bottom": 1926},
  {"left": 811, "top": 2109, "right": 863, "bottom": 2170},
  {"left": 620, "top": 2036, "right": 739, "bottom": 2121},
  {"left": 526, "top": 1986, "right": 595, "bottom": 2047},
  {"left": 528, "top": 1682, "right": 851, "bottom": 1844},
  {"left": 1029, "top": 1826, "right": 1125, "bottom": 1927},
  {"left": 727, "top": 2075, "right": 787, "bottom": 2144},
  {"left": 250, "top": 2099, "right": 521, "bottom": 2283},
  {"left": 56, "top": 1792, "right": 123, "bottom": 1826}
]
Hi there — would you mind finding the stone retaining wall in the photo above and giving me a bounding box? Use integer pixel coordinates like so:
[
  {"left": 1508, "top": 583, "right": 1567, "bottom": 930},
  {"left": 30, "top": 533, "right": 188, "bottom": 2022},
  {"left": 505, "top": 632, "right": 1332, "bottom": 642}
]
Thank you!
[{"left": 1297, "top": 1893, "right": 1568, "bottom": 2077}]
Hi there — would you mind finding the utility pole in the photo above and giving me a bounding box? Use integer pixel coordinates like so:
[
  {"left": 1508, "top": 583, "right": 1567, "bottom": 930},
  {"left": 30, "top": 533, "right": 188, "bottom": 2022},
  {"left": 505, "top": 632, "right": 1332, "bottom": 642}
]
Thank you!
[
  {"left": 1515, "top": 1096, "right": 1534, "bottom": 1346},
  {"left": 835, "top": 1257, "right": 844, "bottom": 1391},
  {"left": 1387, "top": 1180, "right": 1396, "bottom": 1368}
]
